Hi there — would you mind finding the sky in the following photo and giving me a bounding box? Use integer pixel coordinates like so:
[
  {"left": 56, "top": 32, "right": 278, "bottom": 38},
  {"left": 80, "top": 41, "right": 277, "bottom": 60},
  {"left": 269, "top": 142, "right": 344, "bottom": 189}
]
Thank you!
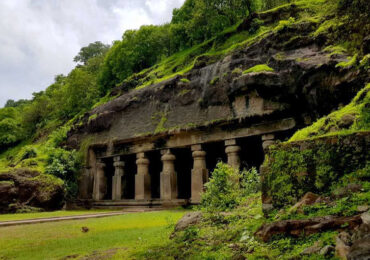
[{"left": 0, "top": 0, "right": 185, "bottom": 107}]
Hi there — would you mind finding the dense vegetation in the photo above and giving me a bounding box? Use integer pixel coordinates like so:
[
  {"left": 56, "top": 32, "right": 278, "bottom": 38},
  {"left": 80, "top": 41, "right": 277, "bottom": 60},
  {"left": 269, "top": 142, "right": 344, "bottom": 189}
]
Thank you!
[
  {"left": 0, "top": 0, "right": 368, "bottom": 205},
  {"left": 140, "top": 161, "right": 369, "bottom": 259},
  {"left": 0, "top": 0, "right": 295, "bottom": 202}
]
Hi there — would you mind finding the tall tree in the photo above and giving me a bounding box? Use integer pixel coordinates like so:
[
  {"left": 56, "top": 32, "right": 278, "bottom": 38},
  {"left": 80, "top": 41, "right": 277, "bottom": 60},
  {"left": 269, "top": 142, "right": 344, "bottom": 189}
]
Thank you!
[{"left": 74, "top": 41, "right": 110, "bottom": 65}]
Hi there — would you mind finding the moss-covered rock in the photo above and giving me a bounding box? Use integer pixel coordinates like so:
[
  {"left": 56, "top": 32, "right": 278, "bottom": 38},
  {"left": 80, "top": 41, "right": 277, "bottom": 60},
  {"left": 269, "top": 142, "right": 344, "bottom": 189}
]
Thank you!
[
  {"left": 0, "top": 169, "right": 64, "bottom": 213},
  {"left": 261, "top": 132, "right": 369, "bottom": 209}
]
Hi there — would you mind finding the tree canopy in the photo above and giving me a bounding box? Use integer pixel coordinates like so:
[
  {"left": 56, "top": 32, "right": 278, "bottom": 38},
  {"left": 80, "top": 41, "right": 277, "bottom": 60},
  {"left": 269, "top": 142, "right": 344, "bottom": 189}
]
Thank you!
[{"left": 73, "top": 41, "right": 110, "bottom": 65}]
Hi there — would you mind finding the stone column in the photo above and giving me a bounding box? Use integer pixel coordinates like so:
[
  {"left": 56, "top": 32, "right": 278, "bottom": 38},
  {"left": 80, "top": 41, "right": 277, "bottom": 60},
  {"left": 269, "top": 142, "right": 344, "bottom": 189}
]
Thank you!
[
  {"left": 225, "top": 139, "right": 241, "bottom": 170},
  {"left": 160, "top": 149, "right": 177, "bottom": 201},
  {"left": 93, "top": 161, "right": 106, "bottom": 200},
  {"left": 135, "top": 152, "right": 151, "bottom": 200},
  {"left": 262, "top": 134, "right": 275, "bottom": 151},
  {"left": 191, "top": 145, "right": 208, "bottom": 204},
  {"left": 112, "top": 157, "right": 124, "bottom": 201}
]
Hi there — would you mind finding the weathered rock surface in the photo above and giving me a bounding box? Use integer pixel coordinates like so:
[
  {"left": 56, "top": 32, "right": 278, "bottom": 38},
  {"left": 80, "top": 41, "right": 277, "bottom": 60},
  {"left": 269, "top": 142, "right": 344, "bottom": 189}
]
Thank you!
[
  {"left": 66, "top": 6, "right": 368, "bottom": 150},
  {"left": 255, "top": 214, "right": 363, "bottom": 242},
  {"left": 0, "top": 169, "right": 64, "bottom": 213},
  {"left": 174, "top": 211, "right": 202, "bottom": 232}
]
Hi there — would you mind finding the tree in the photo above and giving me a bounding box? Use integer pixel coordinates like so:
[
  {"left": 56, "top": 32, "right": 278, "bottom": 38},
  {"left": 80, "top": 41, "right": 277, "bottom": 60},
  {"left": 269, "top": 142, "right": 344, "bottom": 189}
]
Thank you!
[
  {"left": 73, "top": 41, "right": 110, "bottom": 65},
  {"left": 99, "top": 25, "right": 172, "bottom": 92},
  {"left": 0, "top": 108, "right": 24, "bottom": 149}
]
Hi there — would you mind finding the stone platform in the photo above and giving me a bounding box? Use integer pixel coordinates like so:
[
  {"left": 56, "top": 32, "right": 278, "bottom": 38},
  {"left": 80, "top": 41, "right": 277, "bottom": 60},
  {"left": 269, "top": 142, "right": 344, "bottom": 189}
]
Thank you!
[{"left": 91, "top": 199, "right": 189, "bottom": 210}]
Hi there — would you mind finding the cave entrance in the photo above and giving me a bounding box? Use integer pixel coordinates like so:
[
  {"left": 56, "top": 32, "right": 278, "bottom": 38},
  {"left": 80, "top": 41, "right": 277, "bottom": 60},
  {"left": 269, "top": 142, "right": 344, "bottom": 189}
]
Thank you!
[
  {"left": 173, "top": 148, "right": 192, "bottom": 199},
  {"left": 103, "top": 158, "right": 114, "bottom": 200},
  {"left": 238, "top": 136, "right": 264, "bottom": 171},
  {"left": 203, "top": 141, "right": 227, "bottom": 177},
  {"left": 122, "top": 154, "right": 136, "bottom": 199},
  {"left": 147, "top": 150, "right": 162, "bottom": 199}
]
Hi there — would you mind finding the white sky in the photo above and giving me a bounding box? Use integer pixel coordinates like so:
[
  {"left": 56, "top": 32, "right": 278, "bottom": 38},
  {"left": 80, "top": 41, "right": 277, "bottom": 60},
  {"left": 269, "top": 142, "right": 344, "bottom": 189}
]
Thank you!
[{"left": 0, "top": 0, "right": 185, "bottom": 107}]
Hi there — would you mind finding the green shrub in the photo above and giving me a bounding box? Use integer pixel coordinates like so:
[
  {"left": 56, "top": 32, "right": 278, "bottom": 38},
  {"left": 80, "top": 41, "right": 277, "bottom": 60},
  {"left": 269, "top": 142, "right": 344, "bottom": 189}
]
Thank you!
[
  {"left": 201, "top": 163, "right": 261, "bottom": 212},
  {"left": 240, "top": 167, "right": 260, "bottom": 197},
  {"left": 200, "top": 162, "right": 240, "bottom": 212},
  {"left": 45, "top": 148, "right": 80, "bottom": 200}
]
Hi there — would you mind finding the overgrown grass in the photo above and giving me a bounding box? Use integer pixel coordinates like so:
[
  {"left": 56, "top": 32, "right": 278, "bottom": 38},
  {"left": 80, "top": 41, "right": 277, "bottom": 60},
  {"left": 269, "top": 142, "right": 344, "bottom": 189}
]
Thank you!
[
  {"left": 0, "top": 209, "right": 119, "bottom": 222},
  {"left": 0, "top": 210, "right": 188, "bottom": 260}
]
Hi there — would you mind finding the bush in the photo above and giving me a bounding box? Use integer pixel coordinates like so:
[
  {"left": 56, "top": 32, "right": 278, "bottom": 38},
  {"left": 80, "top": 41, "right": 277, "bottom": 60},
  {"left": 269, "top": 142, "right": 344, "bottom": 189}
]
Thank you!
[
  {"left": 45, "top": 148, "right": 81, "bottom": 200},
  {"left": 240, "top": 167, "right": 260, "bottom": 197},
  {"left": 200, "top": 162, "right": 240, "bottom": 212},
  {"left": 200, "top": 162, "right": 261, "bottom": 212}
]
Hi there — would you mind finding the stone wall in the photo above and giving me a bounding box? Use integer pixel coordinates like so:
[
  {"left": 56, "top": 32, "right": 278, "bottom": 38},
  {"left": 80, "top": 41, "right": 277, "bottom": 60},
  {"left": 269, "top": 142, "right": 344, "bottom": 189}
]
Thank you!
[{"left": 261, "top": 132, "right": 370, "bottom": 210}]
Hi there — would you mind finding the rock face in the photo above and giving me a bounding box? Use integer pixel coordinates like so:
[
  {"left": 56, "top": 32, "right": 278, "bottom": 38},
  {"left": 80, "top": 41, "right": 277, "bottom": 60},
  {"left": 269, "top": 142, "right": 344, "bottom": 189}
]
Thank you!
[
  {"left": 0, "top": 169, "right": 64, "bottom": 213},
  {"left": 67, "top": 6, "right": 367, "bottom": 150},
  {"left": 255, "top": 214, "right": 363, "bottom": 242}
]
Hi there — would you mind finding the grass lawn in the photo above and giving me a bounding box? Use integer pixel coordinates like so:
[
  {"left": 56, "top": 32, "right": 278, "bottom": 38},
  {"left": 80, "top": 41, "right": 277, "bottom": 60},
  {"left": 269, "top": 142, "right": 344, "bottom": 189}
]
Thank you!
[
  {"left": 0, "top": 209, "right": 120, "bottom": 222},
  {"left": 0, "top": 209, "right": 188, "bottom": 260}
]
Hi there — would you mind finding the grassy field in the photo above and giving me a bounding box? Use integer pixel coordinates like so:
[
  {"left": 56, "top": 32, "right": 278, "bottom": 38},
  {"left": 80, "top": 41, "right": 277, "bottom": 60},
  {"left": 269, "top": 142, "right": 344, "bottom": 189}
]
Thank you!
[
  {"left": 0, "top": 209, "right": 188, "bottom": 260},
  {"left": 0, "top": 209, "right": 121, "bottom": 222}
]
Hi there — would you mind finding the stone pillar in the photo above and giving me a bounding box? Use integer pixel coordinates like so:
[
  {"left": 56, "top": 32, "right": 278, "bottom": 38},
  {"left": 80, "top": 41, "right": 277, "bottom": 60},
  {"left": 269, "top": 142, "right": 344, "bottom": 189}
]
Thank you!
[
  {"left": 78, "top": 167, "right": 91, "bottom": 199},
  {"left": 191, "top": 145, "right": 208, "bottom": 204},
  {"left": 135, "top": 152, "right": 151, "bottom": 200},
  {"left": 160, "top": 149, "right": 177, "bottom": 201},
  {"left": 225, "top": 139, "right": 241, "bottom": 170},
  {"left": 262, "top": 134, "right": 275, "bottom": 151},
  {"left": 93, "top": 161, "right": 106, "bottom": 200},
  {"left": 112, "top": 157, "right": 124, "bottom": 201}
]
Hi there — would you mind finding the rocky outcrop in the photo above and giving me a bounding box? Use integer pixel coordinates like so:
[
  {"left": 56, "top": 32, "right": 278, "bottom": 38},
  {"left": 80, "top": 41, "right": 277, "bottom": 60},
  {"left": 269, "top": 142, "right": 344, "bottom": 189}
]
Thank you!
[
  {"left": 0, "top": 169, "right": 64, "bottom": 213},
  {"left": 67, "top": 8, "right": 368, "bottom": 150},
  {"left": 261, "top": 132, "right": 370, "bottom": 209},
  {"left": 255, "top": 214, "right": 363, "bottom": 242}
]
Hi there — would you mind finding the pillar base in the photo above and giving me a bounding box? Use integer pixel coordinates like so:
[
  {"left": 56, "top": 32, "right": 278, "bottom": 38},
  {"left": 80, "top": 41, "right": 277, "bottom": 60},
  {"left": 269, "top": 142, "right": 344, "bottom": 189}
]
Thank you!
[
  {"left": 160, "top": 171, "right": 177, "bottom": 200},
  {"left": 135, "top": 174, "right": 151, "bottom": 200},
  {"left": 191, "top": 168, "right": 208, "bottom": 204}
]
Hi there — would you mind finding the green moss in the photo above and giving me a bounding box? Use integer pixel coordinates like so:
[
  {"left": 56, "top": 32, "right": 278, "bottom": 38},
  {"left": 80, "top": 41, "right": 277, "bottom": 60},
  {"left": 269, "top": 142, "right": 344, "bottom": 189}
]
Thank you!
[
  {"left": 243, "top": 64, "right": 274, "bottom": 74},
  {"left": 231, "top": 68, "right": 242, "bottom": 75},
  {"left": 359, "top": 54, "right": 370, "bottom": 70},
  {"left": 323, "top": 44, "right": 347, "bottom": 57},
  {"left": 180, "top": 78, "right": 190, "bottom": 83},
  {"left": 0, "top": 180, "right": 15, "bottom": 186},
  {"left": 152, "top": 112, "right": 168, "bottom": 134},
  {"left": 88, "top": 114, "right": 98, "bottom": 121},
  {"left": 290, "top": 83, "right": 370, "bottom": 141},
  {"left": 178, "top": 89, "right": 191, "bottom": 96},
  {"left": 335, "top": 54, "right": 358, "bottom": 68},
  {"left": 209, "top": 76, "right": 220, "bottom": 85},
  {"left": 264, "top": 133, "right": 369, "bottom": 208},
  {"left": 274, "top": 17, "right": 296, "bottom": 32}
]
